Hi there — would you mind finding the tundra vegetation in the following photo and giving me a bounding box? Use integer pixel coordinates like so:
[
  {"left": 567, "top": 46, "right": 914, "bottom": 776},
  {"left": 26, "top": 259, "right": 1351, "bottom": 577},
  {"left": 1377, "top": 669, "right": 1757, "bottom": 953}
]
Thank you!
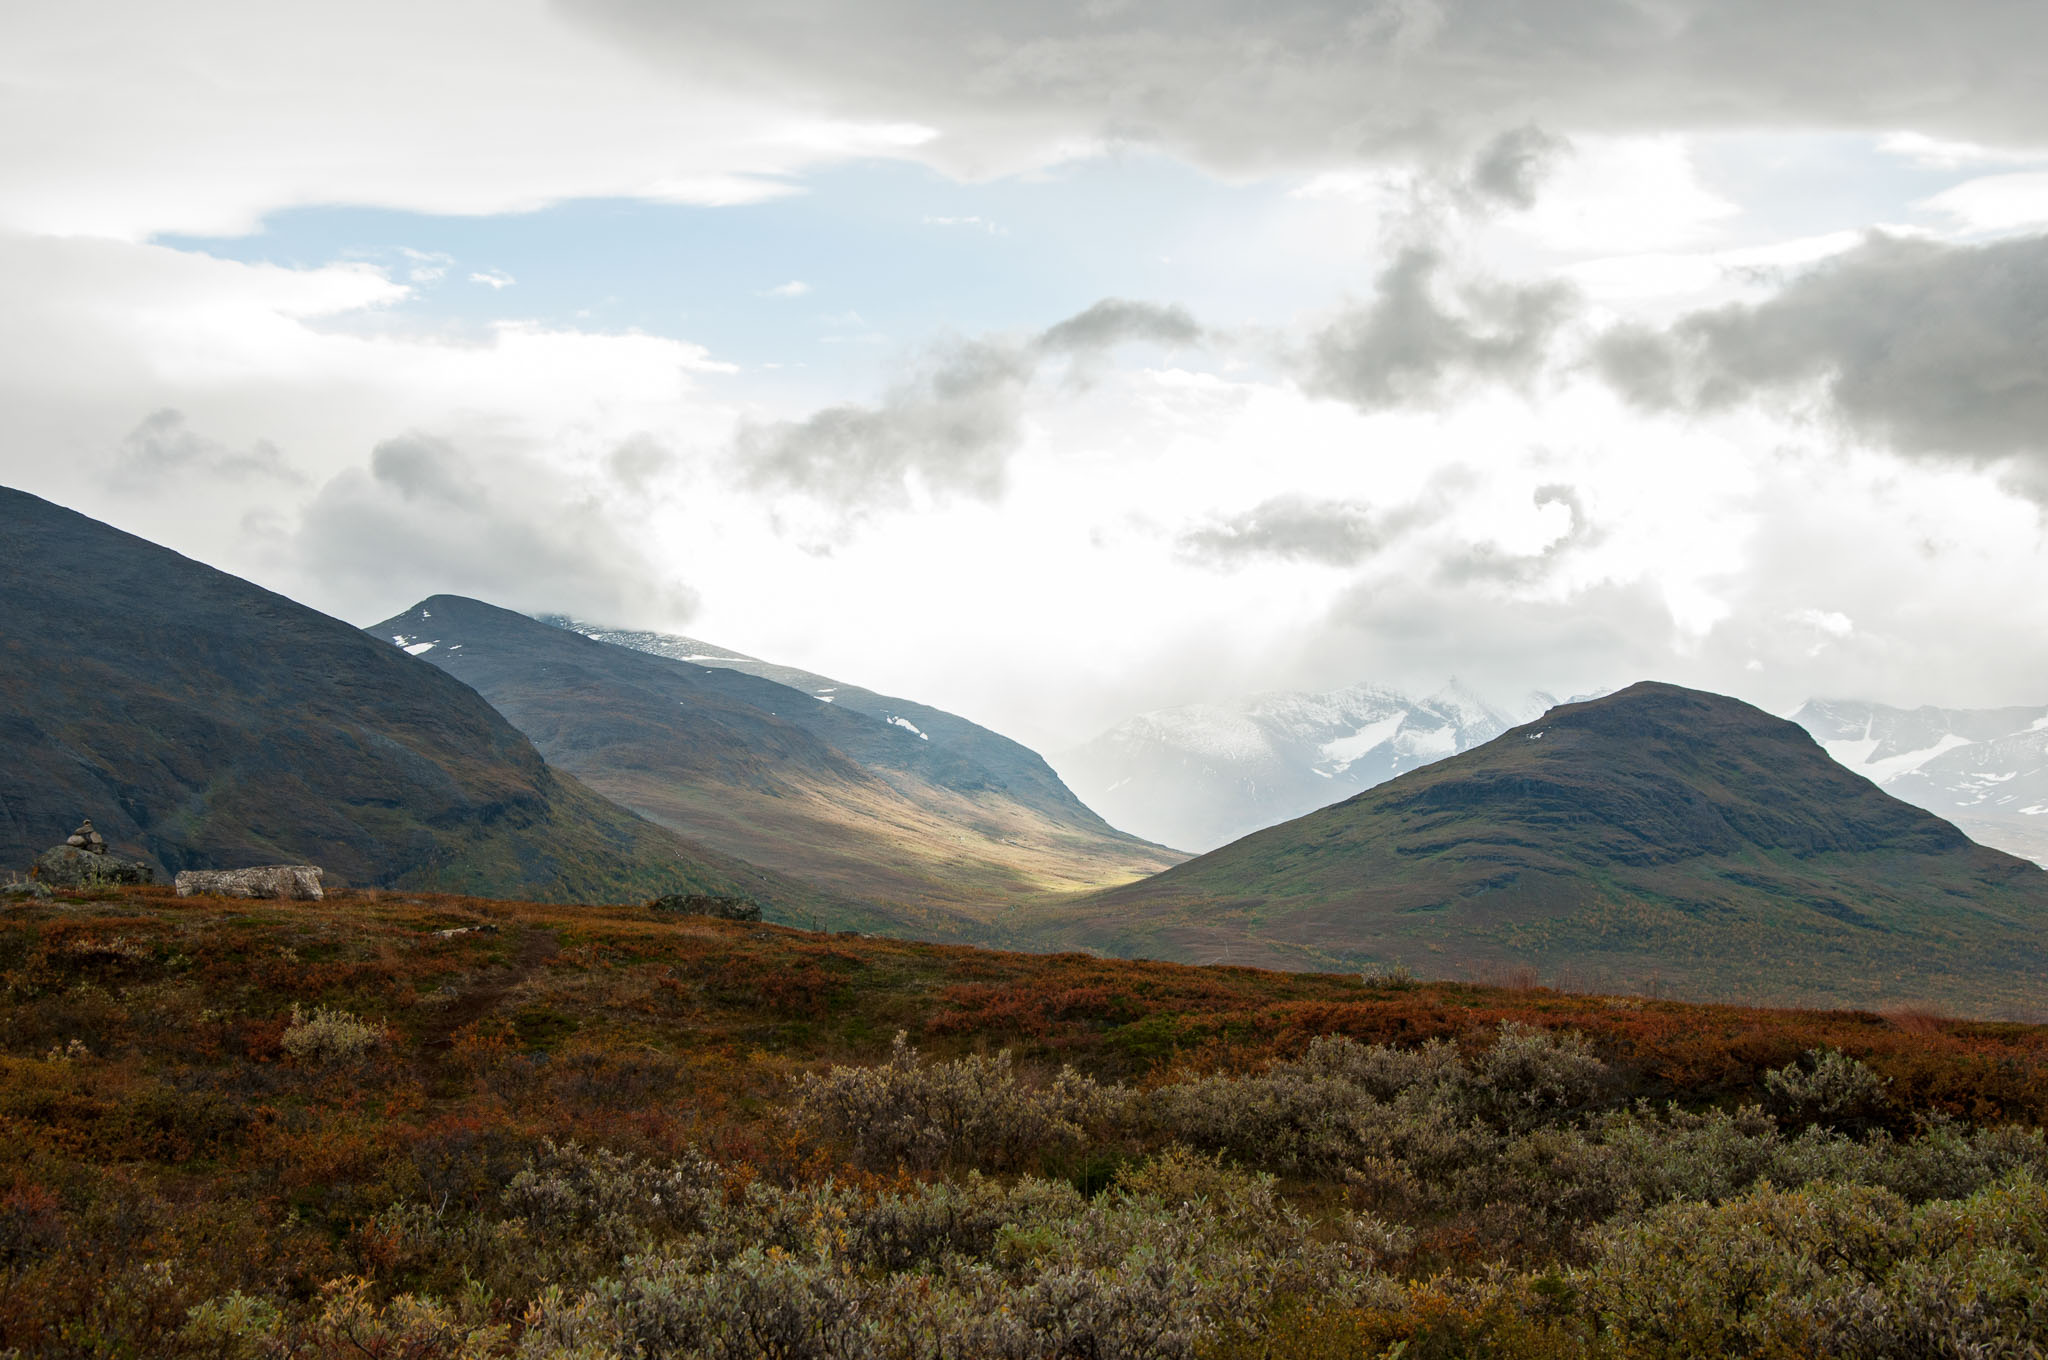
[{"left": 3, "top": 886, "right": 2048, "bottom": 1357}]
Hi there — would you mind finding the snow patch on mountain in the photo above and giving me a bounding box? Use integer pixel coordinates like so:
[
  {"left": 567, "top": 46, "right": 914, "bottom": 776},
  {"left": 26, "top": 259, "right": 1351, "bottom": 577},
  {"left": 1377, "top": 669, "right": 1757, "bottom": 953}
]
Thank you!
[
  {"left": 1055, "top": 679, "right": 1556, "bottom": 852},
  {"left": 1793, "top": 698, "right": 2048, "bottom": 866}
]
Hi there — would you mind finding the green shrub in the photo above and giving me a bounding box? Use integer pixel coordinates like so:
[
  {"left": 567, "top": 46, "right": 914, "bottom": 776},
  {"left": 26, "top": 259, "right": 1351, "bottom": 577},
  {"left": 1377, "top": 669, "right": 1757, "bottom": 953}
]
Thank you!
[
  {"left": 280, "top": 1005, "right": 386, "bottom": 1065},
  {"left": 795, "top": 1031, "right": 1122, "bottom": 1171}
]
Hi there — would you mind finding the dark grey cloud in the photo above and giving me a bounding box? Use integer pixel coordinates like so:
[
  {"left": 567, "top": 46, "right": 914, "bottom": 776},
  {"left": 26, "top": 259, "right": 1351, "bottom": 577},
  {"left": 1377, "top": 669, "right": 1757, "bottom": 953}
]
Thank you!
[
  {"left": 1465, "top": 125, "right": 1570, "bottom": 211},
  {"left": 370, "top": 433, "right": 486, "bottom": 507},
  {"left": 301, "top": 436, "right": 698, "bottom": 624},
  {"left": 1036, "top": 299, "right": 1203, "bottom": 354},
  {"left": 1595, "top": 233, "right": 2048, "bottom": 473},
  {"left": 1303, "top": 248, "right": 1576, "bottom": 410},
  {"left": 738, "top": 298, "right": 1207, "bottom": 508},
  {"left": 566, "top": 0, "right": 2048, "bottom": 177},
  {"left": 1178, "top": 494, "right": 1421, "bottom": 568},
  {"left": 116, "top": 409, "right": 302, "bottom": 485}
]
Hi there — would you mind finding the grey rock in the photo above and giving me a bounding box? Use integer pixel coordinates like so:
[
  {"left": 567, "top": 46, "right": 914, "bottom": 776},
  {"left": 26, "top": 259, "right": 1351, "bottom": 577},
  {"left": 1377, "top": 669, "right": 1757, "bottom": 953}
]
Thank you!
[
  {"left": 31, "top": 845, "right": 155, "bottom": 888},
  {"left": 2, "top": 879, "right": 53, "bottom": 901},
  {"left": 647, "top": 892, "right": 761, "bottom": 921},
  {"left": 174, "top": 865, "right": 325, "bottom": 900}
]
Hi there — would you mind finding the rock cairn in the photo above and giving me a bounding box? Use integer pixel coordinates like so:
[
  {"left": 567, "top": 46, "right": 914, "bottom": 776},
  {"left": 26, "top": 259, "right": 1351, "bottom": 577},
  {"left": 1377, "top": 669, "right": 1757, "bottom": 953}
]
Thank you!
[
  {"left": 174, "top": 865, "right": 325, "bottom": 901},
  {"left": 28, "top": 817, "right": 155, "bottom": 888}
]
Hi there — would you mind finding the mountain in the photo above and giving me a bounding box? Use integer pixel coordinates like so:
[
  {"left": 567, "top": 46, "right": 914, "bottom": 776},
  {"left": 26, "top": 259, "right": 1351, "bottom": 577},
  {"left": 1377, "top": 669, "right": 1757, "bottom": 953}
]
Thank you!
[
  {"left": 1028, "top": 682, "right": 2048, "bottom": 1018},
  {"left": 0, "top": 487, "right": 816, "bottom": 909},
  {"left": 1793, "top": 699, "right": 2048, "bottom": 867},
  {"left": 1055, "top": 680, "right": 1553, "bottom": 852},
  {"left": 372, "top": 598, "right": 1181, "bottom": 918}
]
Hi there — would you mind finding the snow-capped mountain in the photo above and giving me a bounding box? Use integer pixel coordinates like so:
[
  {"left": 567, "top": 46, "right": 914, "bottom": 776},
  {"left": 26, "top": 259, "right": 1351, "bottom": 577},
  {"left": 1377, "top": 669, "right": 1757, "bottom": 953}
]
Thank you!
[
  {"left": 1791, "top": 699, "right": 2048, "bottom": 866},
  {"left": 1054, "top": 680, "right": 1555, "bottom": 852}
]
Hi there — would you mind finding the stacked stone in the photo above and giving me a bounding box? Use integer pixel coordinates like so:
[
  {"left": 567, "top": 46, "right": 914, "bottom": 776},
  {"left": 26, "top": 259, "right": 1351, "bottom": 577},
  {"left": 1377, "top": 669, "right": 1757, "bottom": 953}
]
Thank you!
[
  {"left": 65, "top": 820, "right": 108, "bottom": 854},
  {"left": 29, "top": 816, "right": 155, "bottom": 888}
]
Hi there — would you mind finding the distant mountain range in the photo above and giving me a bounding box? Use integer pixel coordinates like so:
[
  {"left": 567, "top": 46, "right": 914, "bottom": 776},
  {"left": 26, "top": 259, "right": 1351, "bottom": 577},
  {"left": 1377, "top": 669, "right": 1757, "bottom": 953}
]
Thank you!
[
  {"left": 1791, "top": 700, "right": 2048, "bottom": 867},
  {"left": 373, "top": 598, "right": 1180, "bottom": 921},
  {"left": 1026, "top": 683, "right": 2048, "bottom": 1018},
  {"left": 1055, "top": 680, "right": 1556, "bottom": 851},
  {"left": 0, "top": 488, "right": 816, "bottom": 910}
]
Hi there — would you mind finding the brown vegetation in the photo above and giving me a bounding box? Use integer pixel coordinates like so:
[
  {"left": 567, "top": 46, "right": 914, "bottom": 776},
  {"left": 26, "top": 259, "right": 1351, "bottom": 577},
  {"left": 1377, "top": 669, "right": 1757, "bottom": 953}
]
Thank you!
[{"left": 3, "top": 883, "right": 2047, "bottom": 1356}]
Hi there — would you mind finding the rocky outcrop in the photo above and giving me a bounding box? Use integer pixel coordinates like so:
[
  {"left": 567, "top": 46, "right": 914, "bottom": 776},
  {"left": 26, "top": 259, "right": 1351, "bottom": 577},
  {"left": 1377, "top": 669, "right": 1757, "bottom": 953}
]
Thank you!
[
  {"left": 647, "top": 892, "right": 761, "bottom": 921},
  {"left": 29, "top": 820, "right": 156, "bottom": 888},
  {"left": 174, "top": 865, "right": 325, "bottom": 900}
]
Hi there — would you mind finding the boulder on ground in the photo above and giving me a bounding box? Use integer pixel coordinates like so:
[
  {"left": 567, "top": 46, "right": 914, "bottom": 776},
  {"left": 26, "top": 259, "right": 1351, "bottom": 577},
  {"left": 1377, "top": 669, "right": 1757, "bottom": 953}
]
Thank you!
[
  {"left": 2, "top": 878, "right": 53, "bottom": 901},
  {"left": 647, "top": 892, "right": 761, "bottom": 921},
  {"left": 174, "top": 865, "right": 325, "bottom": 900},
  {"left": 31, "top": 844, "right": 155, "bottom": 888}
]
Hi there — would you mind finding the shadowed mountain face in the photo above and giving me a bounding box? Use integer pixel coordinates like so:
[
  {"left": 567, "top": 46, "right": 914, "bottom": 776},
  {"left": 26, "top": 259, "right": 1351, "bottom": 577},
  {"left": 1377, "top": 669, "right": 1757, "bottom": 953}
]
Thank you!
[
  {"left": 1034, "top": 682, "right": 2048, "bottom": 1018},
  {"left": 0, "top": 487, "right": 812, "bottom": 908},
  {"left": 372, "top": 597, "right": 1181, "bottom": 917}
]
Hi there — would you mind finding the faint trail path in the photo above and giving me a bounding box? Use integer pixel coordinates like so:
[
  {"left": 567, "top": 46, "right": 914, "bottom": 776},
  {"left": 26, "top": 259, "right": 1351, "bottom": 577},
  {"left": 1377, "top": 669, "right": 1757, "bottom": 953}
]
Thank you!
[{"left": 415, "top": 925, "right": 560, "bottom": 1079}]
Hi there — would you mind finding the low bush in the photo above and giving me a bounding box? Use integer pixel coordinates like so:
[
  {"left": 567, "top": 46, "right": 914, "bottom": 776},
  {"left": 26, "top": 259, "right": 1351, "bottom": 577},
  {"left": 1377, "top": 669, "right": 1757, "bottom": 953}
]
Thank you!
[
  {"left": 795, "top": 1031, "right": 1123, "bottom": 1171},
  {"left": 280, "top": 1005, "right": 386, "bottom": 1065}
]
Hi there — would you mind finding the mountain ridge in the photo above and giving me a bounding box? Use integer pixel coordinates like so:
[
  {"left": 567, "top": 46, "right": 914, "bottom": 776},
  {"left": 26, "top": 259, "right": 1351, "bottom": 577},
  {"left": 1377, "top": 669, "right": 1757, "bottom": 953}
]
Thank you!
[
  {"left": 0, "top": 486, "right": 826, "bottom": 910},
  {"left": 373, "top": 597, "right": 1181, "bottom": 919},
  {"left": 1027, "top": 682, "right": 2048, "bottom": 1017}
]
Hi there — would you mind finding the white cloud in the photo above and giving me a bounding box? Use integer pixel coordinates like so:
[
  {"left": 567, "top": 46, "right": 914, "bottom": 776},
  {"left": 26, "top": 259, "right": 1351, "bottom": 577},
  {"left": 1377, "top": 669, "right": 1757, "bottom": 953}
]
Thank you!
[
  {"left": 760, "top": 280, "right": 812, "bottom": 297},
  {"left": 1508, "top": 137, "right": 1739, "bottom": 255},
  {"left": 1919, "top": 172, "right": 2048, "bottom": 232},
  {"left": 1880, "top": 132, "right": 2048, "bottom": 170},
  {"left": 0, "top": 0, "right": 863, "bottom": 238},
  {"left": 469, "top": 270, "right": 516, "bottom": 290}
]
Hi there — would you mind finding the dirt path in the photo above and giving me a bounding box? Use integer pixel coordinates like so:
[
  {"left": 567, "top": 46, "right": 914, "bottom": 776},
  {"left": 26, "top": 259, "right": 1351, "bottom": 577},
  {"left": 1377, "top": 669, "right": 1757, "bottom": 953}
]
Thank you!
[{"left": 414, "top": 924, "right": 559, "bottom": 1079}]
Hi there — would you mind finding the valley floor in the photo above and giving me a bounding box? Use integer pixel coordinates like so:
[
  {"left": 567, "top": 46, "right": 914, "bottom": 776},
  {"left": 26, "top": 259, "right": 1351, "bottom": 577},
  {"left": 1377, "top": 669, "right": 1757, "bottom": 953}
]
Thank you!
[{"left": 3, "top": 885, "right": 2047, "bottom": 1356}]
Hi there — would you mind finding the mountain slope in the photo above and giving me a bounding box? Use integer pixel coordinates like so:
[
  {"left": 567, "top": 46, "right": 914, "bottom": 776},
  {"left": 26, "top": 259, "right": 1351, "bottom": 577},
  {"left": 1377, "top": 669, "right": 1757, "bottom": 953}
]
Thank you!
[
  {"left": 0, "top": 487, "right": 821, "bottom": 909},
  {"left": 374, "top": 597, "right": 1181, "bottom": 916},
  {"left": 1031, "top": 682, "right": 2048, "bottom": 1017},
  {"left": 543, "top": 616, "right": 1108, "bottom": 834},
  {"left": 1794, "top": 698, "right": 2048, "bottom": 866},
  {"left": 1056, "top": 680, "right": 1552, "bottom": 851}
]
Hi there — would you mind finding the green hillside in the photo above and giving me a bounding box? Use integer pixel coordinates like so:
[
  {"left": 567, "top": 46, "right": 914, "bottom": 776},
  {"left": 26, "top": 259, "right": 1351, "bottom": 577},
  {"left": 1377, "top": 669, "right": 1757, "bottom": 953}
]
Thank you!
[
  {"left": 0, "top": 486, "right": 862, "bottom": 919},
  {"left": 1031, "top": 683, "right": 2048, "bottom": 1017}
]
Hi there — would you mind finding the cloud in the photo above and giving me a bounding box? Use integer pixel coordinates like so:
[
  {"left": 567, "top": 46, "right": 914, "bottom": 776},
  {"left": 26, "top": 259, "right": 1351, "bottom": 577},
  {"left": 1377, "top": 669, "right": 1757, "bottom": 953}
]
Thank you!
[
  {"left": 1302, "top": 248, "right": 1576, "bottom": 411},
  {"left": 760, "top": 280, "right": 811, "bottom": 298},
  {"left": 1434, "top": 483, "right": 1601, "bottom": 586},
  {"left": 736, "top": 337, "right": 1033, "bottom": 505},
  {"left": 1465, "top": 125, "right": 1571, "bottom": 210},
  {"left": 469, "top": 270, "right": 516, "bottom": 290},
  {"left": 737, "top": 297, "right": 1208, "bottom": 507},
  {"left": 1593, "top": 232, "right": 2048, "bottom": 473},
  {"left": 369, "top": 434, "right": 486, "bottom": 508},
  {"left": 300, "top": 436, "right": 700, "bottom": 625},
  {"left": 116, "top": 408, "right": 303, "bottom": 485},
  {"left": 566, "top": 0, "right": 2048, "bottom": 184},
  {"left": 1178, "top": 495, "right": 1416, "bottom": 568},
  {"left": 1035, "top": 299, "right": 1203, "bottom": 354}
]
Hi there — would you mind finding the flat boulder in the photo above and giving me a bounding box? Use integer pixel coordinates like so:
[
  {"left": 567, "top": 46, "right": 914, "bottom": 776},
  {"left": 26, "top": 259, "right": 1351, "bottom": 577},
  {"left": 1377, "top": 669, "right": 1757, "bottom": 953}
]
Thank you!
[
  {"left": 175, "top": 865, "right": 325, "bottom": 900},
  {"left": 647, "top": 892, "right": 761, "bottom": 921},
  {"left": 31, "top": 845, "right": 155, "bottom": 888}
]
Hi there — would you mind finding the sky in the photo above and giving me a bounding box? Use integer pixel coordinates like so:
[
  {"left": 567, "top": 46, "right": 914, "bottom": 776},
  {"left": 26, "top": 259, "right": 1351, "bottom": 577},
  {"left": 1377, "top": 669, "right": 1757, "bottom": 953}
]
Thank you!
[{"left": 5, "top": 0, "right": 2048, "bottom": 754}]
